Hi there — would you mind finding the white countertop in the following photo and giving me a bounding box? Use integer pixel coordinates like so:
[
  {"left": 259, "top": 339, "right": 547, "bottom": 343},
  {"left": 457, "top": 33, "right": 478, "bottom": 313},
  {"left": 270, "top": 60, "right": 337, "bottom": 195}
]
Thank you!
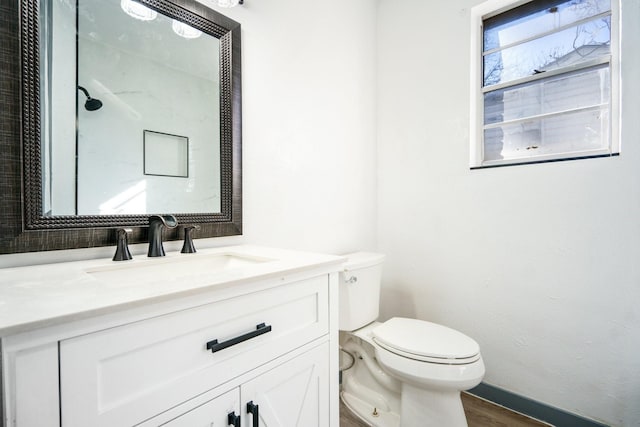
[{"left": 0, "top": 245, "right": 345, "bottom": 336}]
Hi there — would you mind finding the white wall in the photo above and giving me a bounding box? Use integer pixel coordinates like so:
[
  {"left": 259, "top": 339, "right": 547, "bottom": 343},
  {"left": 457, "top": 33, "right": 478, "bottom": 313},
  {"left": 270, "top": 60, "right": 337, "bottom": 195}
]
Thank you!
[
  {"left": 376, "top": 1, "right": 640, "bottom": 426},
  {"left": 208, "top": 0, "right": 378, "bottom": 254}
]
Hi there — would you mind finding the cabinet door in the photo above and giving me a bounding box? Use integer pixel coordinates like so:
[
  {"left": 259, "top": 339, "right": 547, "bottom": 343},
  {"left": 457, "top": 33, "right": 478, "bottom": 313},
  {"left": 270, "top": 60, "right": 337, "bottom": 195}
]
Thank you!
[
  {"left": 162, "top": 388, "right": 240, "bottom": 427},
  {"left": 242, "top": 343, "right": 329, "bottom": 427}
]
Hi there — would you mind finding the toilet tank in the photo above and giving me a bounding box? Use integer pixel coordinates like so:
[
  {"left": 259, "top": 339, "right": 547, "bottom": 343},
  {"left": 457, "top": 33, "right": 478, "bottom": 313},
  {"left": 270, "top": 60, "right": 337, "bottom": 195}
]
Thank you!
[{"left": 339, "top": 252, "right": 386, "bottom": 331}]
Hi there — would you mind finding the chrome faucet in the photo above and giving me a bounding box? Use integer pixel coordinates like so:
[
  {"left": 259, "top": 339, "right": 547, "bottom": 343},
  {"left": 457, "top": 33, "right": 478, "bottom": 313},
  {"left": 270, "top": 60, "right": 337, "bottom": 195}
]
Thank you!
[{"left": 148, "top": 215, "right": 178, "bottom": 257}]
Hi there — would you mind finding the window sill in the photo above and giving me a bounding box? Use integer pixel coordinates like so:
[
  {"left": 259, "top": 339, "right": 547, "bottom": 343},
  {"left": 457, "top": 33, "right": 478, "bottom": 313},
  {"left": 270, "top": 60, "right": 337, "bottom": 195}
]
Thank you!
[{"left": 470, "top": 152, "right": 619, "bottom": 170}]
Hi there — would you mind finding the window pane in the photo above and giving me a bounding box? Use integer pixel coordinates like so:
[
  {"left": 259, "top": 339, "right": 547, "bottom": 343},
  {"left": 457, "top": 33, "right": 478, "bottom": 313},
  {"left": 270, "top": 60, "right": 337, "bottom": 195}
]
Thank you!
[
  {"left": 483, "top": 16, "right": 610, "bottom": 86},
  {"left": 484, "top": 0, "right": 611, "bottom": 52},
  {"left": 484, "top": 64, "right": 609, "bottom": 125},
  {"left": 483, "top": 108, "right": 609, "bottom": 162}
]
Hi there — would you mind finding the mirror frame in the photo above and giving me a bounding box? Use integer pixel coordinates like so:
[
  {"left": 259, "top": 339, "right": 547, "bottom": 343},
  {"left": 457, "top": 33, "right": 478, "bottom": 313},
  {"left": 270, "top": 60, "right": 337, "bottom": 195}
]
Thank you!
[{"left": 0, "top": 0, "right": 242, "bottom": 254}]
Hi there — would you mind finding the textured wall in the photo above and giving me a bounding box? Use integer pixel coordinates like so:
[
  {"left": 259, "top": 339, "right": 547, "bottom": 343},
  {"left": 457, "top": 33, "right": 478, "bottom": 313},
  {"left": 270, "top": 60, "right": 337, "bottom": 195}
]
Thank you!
[
  {"left": 209, "top": 0, "right": 379, "bottom": 255},
  {"left": 376, "top": 1, "right": 640, "bottom": 425}
]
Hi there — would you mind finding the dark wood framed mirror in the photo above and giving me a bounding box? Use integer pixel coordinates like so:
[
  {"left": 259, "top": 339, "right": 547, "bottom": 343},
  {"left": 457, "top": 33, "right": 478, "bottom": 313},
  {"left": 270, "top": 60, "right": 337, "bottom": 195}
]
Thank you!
[{"left": 0, "top": 0, "right": 241, "bottom": 254}]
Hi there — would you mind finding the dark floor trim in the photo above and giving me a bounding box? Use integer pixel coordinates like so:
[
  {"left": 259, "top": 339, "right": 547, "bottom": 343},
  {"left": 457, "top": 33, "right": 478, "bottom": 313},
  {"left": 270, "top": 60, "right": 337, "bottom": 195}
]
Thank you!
[{"left": 468, "top": 383, "right": 609, "bottom": 427}]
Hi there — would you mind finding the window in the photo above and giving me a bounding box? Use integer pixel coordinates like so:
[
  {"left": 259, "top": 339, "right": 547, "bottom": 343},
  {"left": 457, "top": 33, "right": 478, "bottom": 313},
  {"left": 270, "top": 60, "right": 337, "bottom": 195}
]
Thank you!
[{"left": 470, "top": 0, "right": 619, "bottom": 168}]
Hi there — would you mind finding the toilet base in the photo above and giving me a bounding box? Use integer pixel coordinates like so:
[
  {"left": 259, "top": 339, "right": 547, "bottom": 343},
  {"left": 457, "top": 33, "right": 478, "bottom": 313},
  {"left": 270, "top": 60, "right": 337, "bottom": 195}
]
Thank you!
[
  {"left": 400, "top": 383, "right": 468, "bottom": 427},
  {"left": 341, "top": 390, "right": 400, "bottom": 427},
  {"left": 340, "top": 340, "right": 400, "bottom": 427},
  {"left": 341, "top": 384, "right": 468, "bottom": 427}
]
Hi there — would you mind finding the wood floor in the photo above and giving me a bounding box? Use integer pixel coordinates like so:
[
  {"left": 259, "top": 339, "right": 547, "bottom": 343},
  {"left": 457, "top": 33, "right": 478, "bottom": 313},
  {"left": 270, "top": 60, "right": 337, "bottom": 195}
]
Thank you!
[
  {"left": 339, "top": 392, "right": 552, "bottom": 427},
  {"left": 461, "top": 393, "right": 551, "bottom": 427}
]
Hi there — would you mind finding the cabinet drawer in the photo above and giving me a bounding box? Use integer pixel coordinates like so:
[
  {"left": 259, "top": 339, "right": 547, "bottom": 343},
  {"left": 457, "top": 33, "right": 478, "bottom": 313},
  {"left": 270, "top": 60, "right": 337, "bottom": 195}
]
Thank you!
[{"left": 60, "top": 275, "right": 328, "bottom": 427}]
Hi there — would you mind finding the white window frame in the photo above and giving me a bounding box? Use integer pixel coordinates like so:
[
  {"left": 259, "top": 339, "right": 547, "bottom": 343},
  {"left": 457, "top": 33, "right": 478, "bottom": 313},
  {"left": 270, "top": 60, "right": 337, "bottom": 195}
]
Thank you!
[{"left": 469, "top": 0, "right": 621, "bottom": 168}]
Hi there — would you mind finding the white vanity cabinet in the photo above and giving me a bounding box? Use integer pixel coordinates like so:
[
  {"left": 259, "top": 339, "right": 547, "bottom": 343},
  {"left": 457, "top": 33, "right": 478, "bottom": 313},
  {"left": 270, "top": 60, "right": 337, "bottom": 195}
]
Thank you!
[{"left": 0, "top": 246, "right": 343, "bottom": 427}]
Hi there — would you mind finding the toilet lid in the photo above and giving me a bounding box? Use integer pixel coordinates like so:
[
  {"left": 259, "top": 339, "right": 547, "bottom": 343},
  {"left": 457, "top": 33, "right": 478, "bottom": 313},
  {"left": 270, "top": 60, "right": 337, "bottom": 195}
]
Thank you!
[{"left": 372, "top": 317, "right": 480, "bottom": 362}]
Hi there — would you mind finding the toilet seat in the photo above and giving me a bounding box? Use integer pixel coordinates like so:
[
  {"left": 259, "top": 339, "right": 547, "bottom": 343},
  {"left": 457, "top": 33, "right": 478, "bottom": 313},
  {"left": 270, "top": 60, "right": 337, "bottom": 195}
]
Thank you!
[{"left": 372, "top": 317, "right": 480, "bottom": 365}]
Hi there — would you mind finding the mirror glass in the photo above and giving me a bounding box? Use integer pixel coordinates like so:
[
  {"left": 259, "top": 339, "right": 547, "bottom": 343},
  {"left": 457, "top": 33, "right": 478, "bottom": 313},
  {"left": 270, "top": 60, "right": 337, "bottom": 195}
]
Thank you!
[
  {"left": 40, "top": 0, "right": 221, "bottom": 216},
  {"left": 0, "top": 0, "right": 240, "bottom": 254}
]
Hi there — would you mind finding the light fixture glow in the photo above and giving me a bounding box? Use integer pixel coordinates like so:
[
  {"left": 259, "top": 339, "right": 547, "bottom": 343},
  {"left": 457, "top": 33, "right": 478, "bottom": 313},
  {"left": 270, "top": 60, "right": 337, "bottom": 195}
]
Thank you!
[
  {"left": 120, "top": 0, "right": 157, "bottom": 21},
  {"left": 217, "top": 0, "right": 240, "bottom": 7},
  {"left": 171, "top": 20, "right": 202, "bottom": 39}
]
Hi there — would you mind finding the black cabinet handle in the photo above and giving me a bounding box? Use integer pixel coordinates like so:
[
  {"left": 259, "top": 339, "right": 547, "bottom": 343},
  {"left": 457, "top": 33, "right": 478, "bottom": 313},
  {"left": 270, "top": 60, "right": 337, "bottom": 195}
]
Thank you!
[
  {"left": 227, "top": 411, "right": 241, "bottom": 427},
  {"left": 247, "top": 401, "right": 259, "bottom": 427},
  {"left": 206, "top": 323, "right": 272, "bottom": 353}
]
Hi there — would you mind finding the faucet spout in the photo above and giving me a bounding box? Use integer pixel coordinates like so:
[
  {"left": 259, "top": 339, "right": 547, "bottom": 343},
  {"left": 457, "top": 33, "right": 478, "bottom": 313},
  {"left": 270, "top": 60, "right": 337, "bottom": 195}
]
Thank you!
[{"left": 148, "top": 215, "right": 178, "bottom": 257}]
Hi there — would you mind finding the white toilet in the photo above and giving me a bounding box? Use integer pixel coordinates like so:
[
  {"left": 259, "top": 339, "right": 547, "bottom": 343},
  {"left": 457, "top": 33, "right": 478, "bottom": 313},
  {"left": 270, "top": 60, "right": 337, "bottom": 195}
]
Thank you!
[{"left": 339, "top": 252, "right": 485, "bottom": 427}]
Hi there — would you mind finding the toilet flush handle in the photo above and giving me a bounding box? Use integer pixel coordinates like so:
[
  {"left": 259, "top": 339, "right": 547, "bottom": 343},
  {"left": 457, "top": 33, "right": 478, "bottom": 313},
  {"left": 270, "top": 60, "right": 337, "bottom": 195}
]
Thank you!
[{"left": 344, "top": 275, "right": 358, "bottom": 284}]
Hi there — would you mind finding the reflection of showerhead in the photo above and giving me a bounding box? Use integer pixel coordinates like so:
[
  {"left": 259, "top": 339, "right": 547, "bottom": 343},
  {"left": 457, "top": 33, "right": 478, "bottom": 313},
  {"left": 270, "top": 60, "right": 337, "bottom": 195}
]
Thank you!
[{"left": 78, "top": 86, "right": 103, "bottom": 111}]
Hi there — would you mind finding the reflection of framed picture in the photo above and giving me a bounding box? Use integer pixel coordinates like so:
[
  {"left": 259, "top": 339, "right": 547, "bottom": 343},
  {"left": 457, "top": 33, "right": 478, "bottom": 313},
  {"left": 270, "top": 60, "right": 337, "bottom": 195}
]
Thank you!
[{"left": 143, "top": 130, "right": 189, "bottom": 178}]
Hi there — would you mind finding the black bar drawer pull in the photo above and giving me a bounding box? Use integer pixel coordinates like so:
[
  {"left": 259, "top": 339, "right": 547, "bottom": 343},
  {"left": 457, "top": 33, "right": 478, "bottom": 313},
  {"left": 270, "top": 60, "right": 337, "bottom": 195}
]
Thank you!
[
  {"left": 227, "top": 411, "right": 241, "bottom": 427},
  {"left": 247, "top": 401, "right": 259, "bottom": 427},
  {"left": 206, "top": 323, "right": 272, "bottom": 353}
]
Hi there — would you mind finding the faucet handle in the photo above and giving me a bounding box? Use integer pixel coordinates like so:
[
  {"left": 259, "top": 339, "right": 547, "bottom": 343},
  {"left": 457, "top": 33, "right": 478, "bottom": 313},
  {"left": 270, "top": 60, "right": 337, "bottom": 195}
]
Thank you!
[
  {"left": 113, "top": 228, "right": 133, "bottom": 261},
  {"left": 181, "top": 225, "right": 201, "bottom": 254}
]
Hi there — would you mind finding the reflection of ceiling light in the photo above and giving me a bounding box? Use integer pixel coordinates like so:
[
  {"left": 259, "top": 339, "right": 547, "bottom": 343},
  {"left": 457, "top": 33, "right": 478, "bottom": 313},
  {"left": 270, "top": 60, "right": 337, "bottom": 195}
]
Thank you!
[
  {"left": 172, "top": 20, "right": 202, "bottom": 39},
  {"left": 120, "top": 0, "right": 157, "bottom": 21},
  {"left": 217, "top": 0, "right": 241, "bottom": 7}
]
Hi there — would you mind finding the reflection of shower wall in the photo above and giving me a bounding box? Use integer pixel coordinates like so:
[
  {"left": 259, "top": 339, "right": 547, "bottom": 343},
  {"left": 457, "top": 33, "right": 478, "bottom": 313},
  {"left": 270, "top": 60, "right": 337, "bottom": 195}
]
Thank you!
[
  {"left": 76, "top": 38, "right": 221, "bottom": 215},
  {"left": 46, "top": 0, "right": 76, "bottom": 215}
]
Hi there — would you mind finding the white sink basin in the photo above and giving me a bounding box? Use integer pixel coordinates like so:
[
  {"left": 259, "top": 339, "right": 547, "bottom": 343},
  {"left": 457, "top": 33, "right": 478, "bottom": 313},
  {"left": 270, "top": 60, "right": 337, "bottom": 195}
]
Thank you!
[{"left": 86, "top": 253, "right": 273, "bottom": 284}]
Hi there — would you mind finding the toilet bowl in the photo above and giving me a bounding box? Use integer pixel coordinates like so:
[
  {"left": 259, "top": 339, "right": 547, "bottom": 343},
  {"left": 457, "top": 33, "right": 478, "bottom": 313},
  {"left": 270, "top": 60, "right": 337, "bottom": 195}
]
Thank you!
[{"left": 339, "top": 253, "right": 485, "bottom": 427}]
